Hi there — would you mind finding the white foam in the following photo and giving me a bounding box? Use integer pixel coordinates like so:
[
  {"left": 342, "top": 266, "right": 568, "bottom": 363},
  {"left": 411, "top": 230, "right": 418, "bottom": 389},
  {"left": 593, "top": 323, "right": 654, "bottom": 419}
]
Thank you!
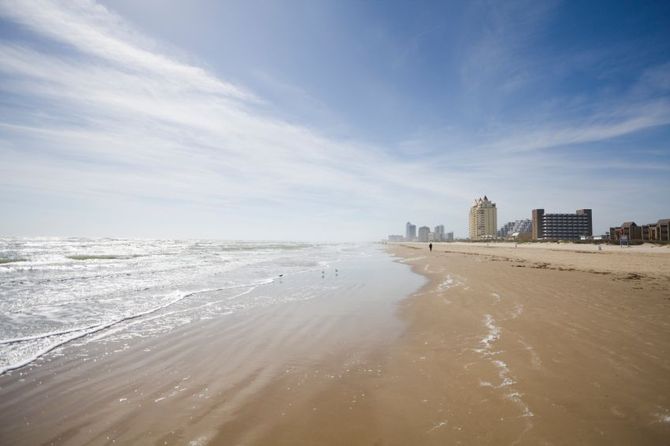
[
  {"left": 475, "top": 314, "right": 534, "bottom": 420},
  {"left": 518, "top": 338, "right": 542, "bottom": 369},
  {"left": 0, "top": 324, "right": 106, "bottom": 345},
  {"left": 654, "top": 412, "right": 670, "bottom": 424},
  {"left": 510, "top": 303, "right": 524, "bottom": 319},
  {"left": 3, "top": 289, "right": 231, "bottom": 374},
  {"left": 427, "top": 420, "right": 448, "bottom": 433},
  {"left": 438, "top": 274, "right": 462, "bottom": 291},
  {"left": 507, "top": 392, "right": 534, "bottom": 417},
  {"left": 188, "top": 436, "right": 211, "bottom": 446},
  {"left": 1, "top": 239, "right": 401, "bottom": 375},
  {"left": 474, "top": 314, "right": 500, "bottom": 354}
]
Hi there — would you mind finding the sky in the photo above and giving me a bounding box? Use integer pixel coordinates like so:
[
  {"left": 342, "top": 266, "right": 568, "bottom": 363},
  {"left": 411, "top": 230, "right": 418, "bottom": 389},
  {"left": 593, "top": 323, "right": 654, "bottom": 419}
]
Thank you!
[{"left": 0, "top": 0, "right": 669, "bottom": 241}]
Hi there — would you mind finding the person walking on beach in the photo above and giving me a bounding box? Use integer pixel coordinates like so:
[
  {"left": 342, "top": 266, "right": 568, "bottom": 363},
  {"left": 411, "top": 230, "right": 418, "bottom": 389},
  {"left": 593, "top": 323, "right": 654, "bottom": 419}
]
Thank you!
[{"left": 429, "top": 243, "right": 433, "bottom": 252}]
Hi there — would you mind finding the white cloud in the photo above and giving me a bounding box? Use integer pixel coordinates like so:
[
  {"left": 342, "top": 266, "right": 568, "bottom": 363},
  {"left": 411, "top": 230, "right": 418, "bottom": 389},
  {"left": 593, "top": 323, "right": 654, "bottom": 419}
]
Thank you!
[
  {"left": 482, "top": 98, "right": 670, "bottom": 154},
  {"left": 0, "top": 0, "right": 252, "bottom": 100},
  {"left": 0, "top": 0, "right": 668, "bottom": 239}
]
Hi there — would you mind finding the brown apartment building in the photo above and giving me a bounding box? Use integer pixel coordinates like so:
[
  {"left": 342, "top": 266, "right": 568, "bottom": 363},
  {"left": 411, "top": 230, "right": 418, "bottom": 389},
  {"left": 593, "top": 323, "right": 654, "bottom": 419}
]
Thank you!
[
  {"left": 531, "top": 209, "right": 592, "bottom": 240},
  {"left": 609, "top": 219, "right": 670, "bottom": 242}
]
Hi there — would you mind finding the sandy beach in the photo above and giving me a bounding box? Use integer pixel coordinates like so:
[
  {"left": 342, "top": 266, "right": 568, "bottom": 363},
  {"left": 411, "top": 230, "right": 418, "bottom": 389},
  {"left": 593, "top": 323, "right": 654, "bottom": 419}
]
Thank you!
[
  {"left": 2, "top": 242, "right": 670, "bottom": 445},
  {"left": 3, "top": 1, "right": 669, "bottom": 445},
  {"left": 374, "top": 243, "right": 670, "bottom": 445},
  {"left": 235, "top": 242, "right": 670, "bottom": 445}
]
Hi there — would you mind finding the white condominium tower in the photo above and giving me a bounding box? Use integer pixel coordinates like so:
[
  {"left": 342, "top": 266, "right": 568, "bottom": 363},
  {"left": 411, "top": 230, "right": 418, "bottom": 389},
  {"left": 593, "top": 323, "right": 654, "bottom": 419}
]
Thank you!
[
  {"left": 405, "top": 222, "right": 417, "bottom": 241},
  {"left": 433, "top": 225, "right": 445, "bottom": 241},
  {"left": 418, "top": 226, "right": 431, "bottom": 242},
  {"left": 469, "top": 195, "right": 497, "bottom": 240}
]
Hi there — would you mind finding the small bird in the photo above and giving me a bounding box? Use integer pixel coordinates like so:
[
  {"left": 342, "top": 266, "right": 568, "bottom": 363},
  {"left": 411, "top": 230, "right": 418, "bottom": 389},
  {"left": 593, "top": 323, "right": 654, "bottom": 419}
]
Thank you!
[{"left": 278, "top": 274, "right": 284, "bottom": 278}]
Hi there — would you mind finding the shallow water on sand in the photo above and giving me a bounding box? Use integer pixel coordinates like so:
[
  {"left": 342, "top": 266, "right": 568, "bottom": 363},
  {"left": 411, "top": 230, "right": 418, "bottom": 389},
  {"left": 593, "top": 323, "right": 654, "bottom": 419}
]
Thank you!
[{"left": 0, "top": 238, "right": 422, "bottom": 375}]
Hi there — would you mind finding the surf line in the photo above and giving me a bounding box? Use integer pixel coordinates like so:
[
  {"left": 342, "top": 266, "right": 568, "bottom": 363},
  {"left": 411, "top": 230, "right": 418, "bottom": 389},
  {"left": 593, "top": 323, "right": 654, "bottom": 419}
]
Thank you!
[{"left": 0, "top": 285, "right": 257, "bottom": 375}]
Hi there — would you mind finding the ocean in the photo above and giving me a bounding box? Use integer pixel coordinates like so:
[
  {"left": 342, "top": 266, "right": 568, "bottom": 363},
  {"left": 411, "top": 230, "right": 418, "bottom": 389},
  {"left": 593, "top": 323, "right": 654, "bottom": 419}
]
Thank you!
[{"left": 0, "top": 238, "right": 421, "bottom": 375}]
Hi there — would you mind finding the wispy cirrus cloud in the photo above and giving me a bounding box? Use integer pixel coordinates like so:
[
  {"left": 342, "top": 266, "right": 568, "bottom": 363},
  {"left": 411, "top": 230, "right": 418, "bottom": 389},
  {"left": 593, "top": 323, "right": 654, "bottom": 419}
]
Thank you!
[
  {"left": 481, "top": 98, "right": 670, "bottom": 154},
  {"left": 0, "top": 0, "right": 252, "bottom": 100},
  {"left": 0, "top": 1, "right": 471, "bottom": 238},
  {"left": 0, "top": 0, "right": 668, "bottom": 239}
]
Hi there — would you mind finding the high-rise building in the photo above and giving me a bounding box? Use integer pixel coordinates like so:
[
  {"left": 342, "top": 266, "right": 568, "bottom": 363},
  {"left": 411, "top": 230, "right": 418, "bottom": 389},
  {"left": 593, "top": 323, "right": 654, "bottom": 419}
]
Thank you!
[
  {"left": 418, "top": 226, "right": 431, "bottom": 242},
  {"left": 469, "top": 196, "right": 497, "bottom": 240},
  {"left": 531, "top": 209, "right": 592, "bottom": 240},
  {"left": 405, "top": 222, "right": 417, "bottom": 241},
  {"left": 445, "top": 232, "right": 454, "bottom": 241},
  {"left": 434, "top": 225, "right": 445, "bottom": 242}
]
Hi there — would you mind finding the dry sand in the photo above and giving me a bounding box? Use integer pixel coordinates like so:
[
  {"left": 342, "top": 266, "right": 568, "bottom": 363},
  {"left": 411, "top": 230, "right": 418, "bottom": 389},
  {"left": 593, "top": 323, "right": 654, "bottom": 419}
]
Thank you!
[{"left": 2, "top": 242, "right": 670, "bottom": 445}]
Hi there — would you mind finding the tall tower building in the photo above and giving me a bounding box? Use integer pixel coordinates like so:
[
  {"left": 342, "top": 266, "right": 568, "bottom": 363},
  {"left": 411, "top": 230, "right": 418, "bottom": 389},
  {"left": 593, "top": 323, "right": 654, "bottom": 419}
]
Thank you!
[
  {"left": 434, "top": 225, "right": 445, "bottom": 242},
  {"left": 405, "top": 222, "right": 417, "bottom": 241},
  {"left": 469, "top": 196, "right": 497, "bottom": 240}
]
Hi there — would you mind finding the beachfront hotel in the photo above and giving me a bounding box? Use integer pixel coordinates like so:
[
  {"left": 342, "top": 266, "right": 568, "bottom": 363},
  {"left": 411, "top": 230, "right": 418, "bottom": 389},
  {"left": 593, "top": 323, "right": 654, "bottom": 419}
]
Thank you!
[
  {"left": 405, "top": 222, "right": 417, "bottom": 241},
  {"left": 531, "top": 208, "right": 593, "bottom": 240},
  {"left": 388, "top": 222, "right": 451, "bottom": 242},
  {"left": 468, "top": 196, "right": 497, "bottom": 240},
  {"left": 434, "top": 225, "right": 445, "bottom": 241},
  {"left": 418, "top": 226, "right": 430, "bottom": 242}
]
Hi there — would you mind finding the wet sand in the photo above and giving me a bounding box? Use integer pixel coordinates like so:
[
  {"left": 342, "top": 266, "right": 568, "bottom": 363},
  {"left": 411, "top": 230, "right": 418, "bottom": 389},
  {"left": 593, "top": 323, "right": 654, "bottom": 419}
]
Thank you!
[
  {"left": 374, "top": 243, "right": 670, "bottom": 445},
  {"left": 2, "top": 243, "right": 670, "bottom": 445},
  {"left": 0, "top": 250, "right": 421, "bottom": 445},
  {"left": 232, "top": 243, "right": 670, "bottom": 445}
]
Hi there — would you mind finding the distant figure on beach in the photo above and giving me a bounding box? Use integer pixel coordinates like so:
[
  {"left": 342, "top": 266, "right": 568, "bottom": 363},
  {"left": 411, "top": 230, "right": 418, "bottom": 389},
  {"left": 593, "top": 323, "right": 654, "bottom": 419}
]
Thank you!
[{"left": 429, "top": 243, "right": 433, "bottom": 252}]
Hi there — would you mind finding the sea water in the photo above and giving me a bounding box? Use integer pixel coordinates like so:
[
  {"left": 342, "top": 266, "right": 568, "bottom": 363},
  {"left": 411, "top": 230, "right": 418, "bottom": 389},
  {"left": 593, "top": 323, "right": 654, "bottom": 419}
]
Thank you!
[{"left": 0, "top": 238, "right": 418, "bottom": 375}]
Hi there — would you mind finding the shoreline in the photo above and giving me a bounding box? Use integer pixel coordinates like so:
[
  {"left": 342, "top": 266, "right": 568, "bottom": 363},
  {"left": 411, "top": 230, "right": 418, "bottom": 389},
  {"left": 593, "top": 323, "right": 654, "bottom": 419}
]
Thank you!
[
  {"left": 242, "top": 243, "right": 670, "bottom": 444},
  {"left": 0, "top": 246, "right": 422, "bottom": 445},
  {"left": 2, "top": 244, "right": 669, "bottom": 444},
  {"left": 208, "top": 244, "right": 670, "bottom": 444}
]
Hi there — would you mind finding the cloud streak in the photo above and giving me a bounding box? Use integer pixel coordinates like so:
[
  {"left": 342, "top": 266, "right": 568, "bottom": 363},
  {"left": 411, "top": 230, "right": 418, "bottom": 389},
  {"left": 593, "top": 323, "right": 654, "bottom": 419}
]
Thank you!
[{"left": 0, "top": 0, "right": 668, "bottom": 239}]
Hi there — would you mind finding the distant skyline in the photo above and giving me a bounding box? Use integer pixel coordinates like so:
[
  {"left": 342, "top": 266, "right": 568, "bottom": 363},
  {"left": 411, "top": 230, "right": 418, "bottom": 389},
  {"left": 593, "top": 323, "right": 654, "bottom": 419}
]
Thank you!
[{"left": 1, "top": 0, "right": 669, "bottom": 241}]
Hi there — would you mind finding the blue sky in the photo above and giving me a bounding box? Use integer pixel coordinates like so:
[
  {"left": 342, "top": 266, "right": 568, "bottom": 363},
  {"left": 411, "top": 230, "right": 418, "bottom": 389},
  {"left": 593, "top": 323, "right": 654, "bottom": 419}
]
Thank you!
[{"left": 0, "top": 0, "right": 669, "bottom": 241}]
